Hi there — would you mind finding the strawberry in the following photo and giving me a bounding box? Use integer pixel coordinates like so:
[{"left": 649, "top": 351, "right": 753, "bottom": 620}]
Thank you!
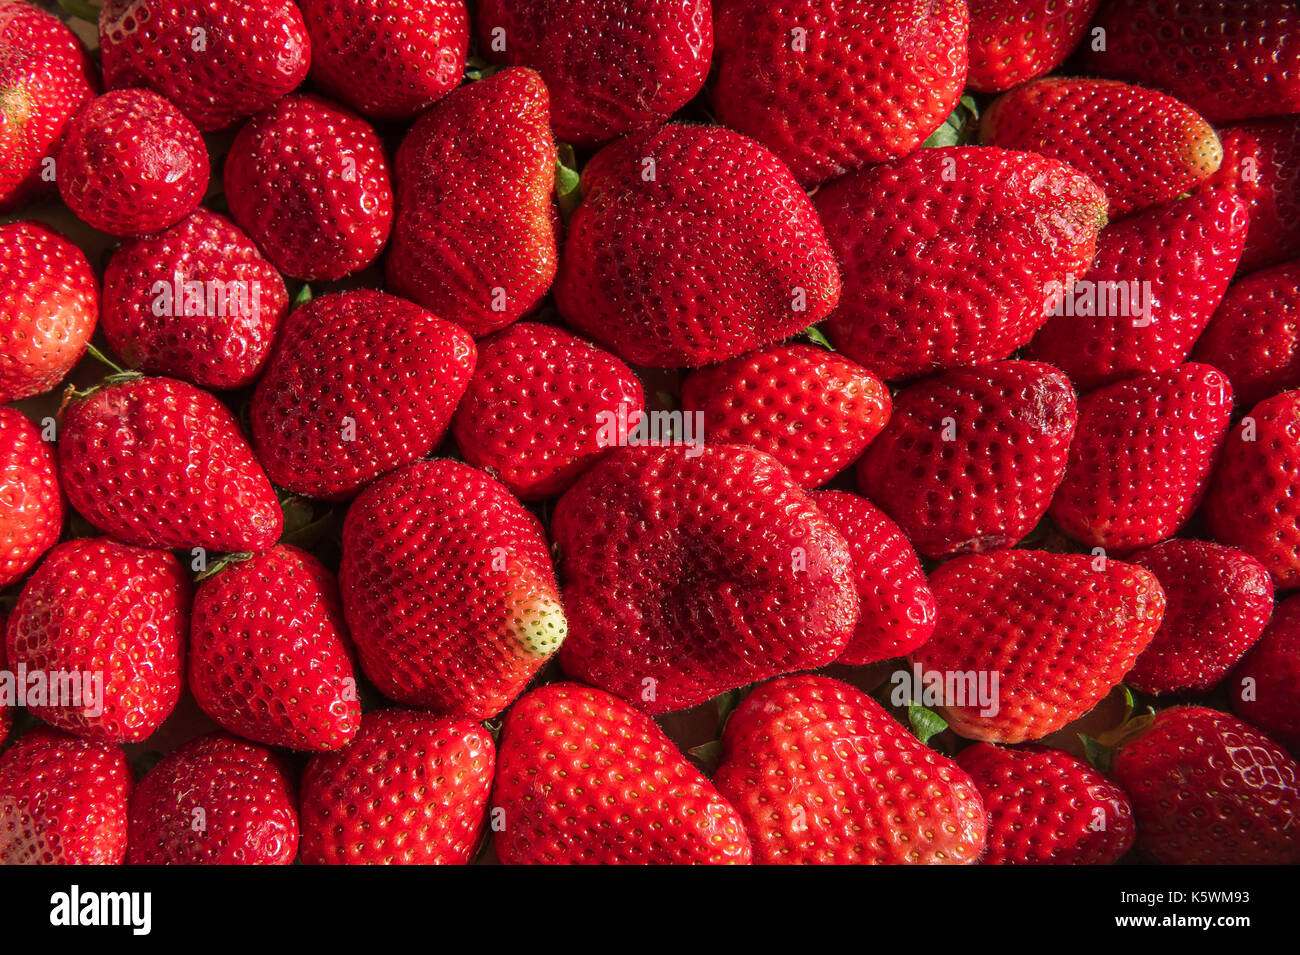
[
  {"left": 0, "top": 220, "right": 98, "bottom": 404},
  {"left": 979, "top": 78, "right": 1222, "bottom": 218},
  {"left": 190, "top": 545, "right": 361, "bottom": 752},
  {"left": 5, "top": 537, "right": 189, "bottom": 743},
  {"left": 450, "top": 322, "right": 645, "bottom": 501},
  {"left": 492, "top": 682, "right": 751, "bottom": 864},
  {"left": 0, "top": 407, "right": 62, "bottom": 587},
  {"left": 911, "top": 550, "right": 1165, "bottom": 742},
  {"left": 857, "top": 361, "right": 1077, "bottom": 560},
  {"left": 0, "top": 727, "right": 132, "bottom": 865},
  {"left": 57, "top": 89, "right": 208, "bottom": 239},
  {"left": 340, "top": 460, "right": 565, "bottom": 718},
  {"left": 552, "top": 445, "right": 858, "bottom": 714},
  {"left": 554, "top": 123, "right": 841, "bottom": 368},
  {"left": 965, "top": 0, "right": 1102, "bottom": 93},
  {"left": 98, "top": 0, "right": 310, "bottom": 132},
  {"left": 815, "top": 147, "right": 1107, "bottom": 381},
  {"left": 1203, "top": 117, "right": 1300, "bottom": 275},
  {"left": 224, "top": 94, "right": 394, "bottom": 282},
  {"left": 476, "top": 0, "right": 712, "bottom": 147},
  {"left": 250, "top": 290, "right": 475, "bottom": 501},
  {"left": 713, "top": 674, "right": 987, "bottom": 864},
  {"left": 300, "top": 709, "right": 494, "bottom": 865},
  {"left": 1050, "top": 364, "right": 1234, "bottom": 553},
  {"left": 1110, "top": 705, "right": 1300, "bottom": 864},
  {"left": 126, "top": 732, "right": 298, "bottom": 865},
  {"left": 300, "top": 0, "right": 468, "bottom": 121},
  {"left": 385, "top": 68, "right": 556, "bottom": 337},
  {"left": 1231, "top": 595, "right": 1300, "bottom": 750},
  {"left": 1125, "top": 539, "right": 1274, "bottom": 695},
  {"left": 955, "top": 742, "right": 1135, "bottom": 865},
  {"left": 679, "top": 343, "right": 891, "bottom": 489},
  {"left": 58, "top": 374, "right": 282, "bottom": 554},
  {"left": 0, "top": 611, "right": 8, "bottom": 740},
  {"left": 711, "top": 0, "right": 968, "bottom": 187},
  {"left": 100, "top": 208, "right": 289, "bottom": 390}
]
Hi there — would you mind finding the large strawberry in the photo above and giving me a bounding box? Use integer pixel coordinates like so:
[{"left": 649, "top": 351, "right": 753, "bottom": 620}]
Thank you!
[
  {"left": 1232, "top": 595, "right": 1300, "bottom": 750},
  {"left": 554, "top": 123, "right": 841, "bottom": 368},
  {"left": 0, "top": 407, "right": 62, "bottom": 587},
  {"left": 492, "top": 683, "right": 751, "bottom": 864},
  {"left": 965, "top": 0, "right": 1102, "bottom": 93},
  {"left": 1203, "top": 117, "right": 1300, "bottom": 275}
]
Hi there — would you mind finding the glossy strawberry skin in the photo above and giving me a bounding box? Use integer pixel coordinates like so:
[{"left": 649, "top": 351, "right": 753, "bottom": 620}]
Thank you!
[
  {"left": 857, "top": 361, "right": 1077, "bottom": 560},
  {"left": 1203, "top": 117, "right": 1300, "bottom": 275},
  {"left": 965, "top": 0, "right": 1102, "bottom": 93},
  {"left": 0, "top": 408, "right": 62, "bottom": 587},
  {"left": 680, "top": 344, "right": 890, "bottom": 489},
  {"left": 555, "top": 123, "right": 841, "bottom": 369},
  {"left": 300, "top": 709, "right": 494, "bottom": 865},
  {"left": 1231, "top": 595, "right": 1300, "bottom": 750},
  {"left": 492, "top": 683, "right": 751, "bottom": 865}
]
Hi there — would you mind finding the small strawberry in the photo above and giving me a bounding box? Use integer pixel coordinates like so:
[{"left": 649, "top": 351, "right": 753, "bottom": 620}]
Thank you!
[
  {"left": 492, "top": 682, "right": 751, "bottom": 864},
  {"left": 1203, "top": 116, "right": 1300, "bottom": 275},
  {"left": 1231, "top": 594, "right": 1300, "bottom": 750},
  {"left": 965, "top": 0, "right": 1102, "bottom": 93},
  {"left": 0, "top": 407, "right": 63, "bottom": 587}
]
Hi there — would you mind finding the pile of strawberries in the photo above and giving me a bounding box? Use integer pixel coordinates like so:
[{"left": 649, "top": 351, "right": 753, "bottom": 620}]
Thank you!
[{"left": 1, "top": 0, "right": 1299, "bottom": 867}]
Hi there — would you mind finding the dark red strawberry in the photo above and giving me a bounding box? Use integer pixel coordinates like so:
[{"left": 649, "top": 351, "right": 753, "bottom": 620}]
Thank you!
[
  {"left": 0, "top": 408, "right": 62, "bottom": 587},
  {"left": 966, "top": 0, "right": 1102, "bottom": 93},
  {"left": 1231, "top": 594, "right": 1300, "bottom": 750},
  {"left": 1203, "top": 117, "right": 1300, "bottom": 275}
]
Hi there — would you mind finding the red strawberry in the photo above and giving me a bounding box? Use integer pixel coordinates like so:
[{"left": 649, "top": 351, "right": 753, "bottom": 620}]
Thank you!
[
  {"left": 0, "top": 220, "right": 98, "bottom": 404},
  {"left": 911, "top": 550, "right": 1165, "bottom": 742},
  {"left": 815, "top": 147, "right": 1107, "bottom": 381},
  {"left": 1050, "top": 364, "right": 1234, "bottom": 553},
  {"left": 0, "top": 407, "right": 62, "bottom": 587},
  {"left": 250, "top": 290, "right": 475, "bottom": 501},
  {"left": 299, "top": 709, "right": 494, "bottom": 865},
  {"left": 5, "top": 537, "right": 189, "bottom": 743},
  {"left": 385, "top": 68, "right": 556, "bottom": 337},
  {"left": 300, "top": 0, "right": 467, "bottom": 121},
  {"left": 680, "top": 343, "right": 890, "bottom": 489},
  {"left": 224, "top": 94, "right": 393, "bottom": 282},
  {"left": 955, "top": 742, "right": 1134, "bottom": 865},
  {"left": 552, "top": 444, "right": 858, "bottom": 714},
  {"left": 1232, "top": 595, "right": 1300, "bottom": 750},
  {"left": 476, "top": 0, "right": 712, "bottom": 147},
  {"left": 340, "top": 460, "right": 565, "bottom": 718},
  {"left": 58, "top": 375, "right": 282, "bottom": 553},
  {"left": 190, "top": 545, "right": 361, "bottom": 752},
  {"left": 450, "top": 322, "right": 645, "bottom": 501},
  {"left": 1203, "top": 117, "right": 1300, "bottom": 275},
  {"left": 126, "top": 732, "right": 298, "bottom": 865},
  {"left": 857, "top": 361, "right": 1077, "bottom": 560},
  {"left": 713, "top": 674, "right": 986, "bottom": 864},
  {"left": 1125, "top": 539, "right": 1274, "bottom": 695},
  {"left": 711, "top": 0, "right": 968, "bottom": 187},
  {"left": 0, "top": 727, "right": 132, "bottom": 865},
  {"left": 1110, "top": 705, "right": 1300, "bottom": 864},
  {"left": 99, "top": 0, "right": 310, "bottom": 132},
  {"left": 492, "top": 682, "right": 751, "bottom": 864},
  {"left": 554, "top": 123, "right": 841, "bottom": 368},
  {"left": 965, "top": 0, "right": 1102, "bottom": 93}
]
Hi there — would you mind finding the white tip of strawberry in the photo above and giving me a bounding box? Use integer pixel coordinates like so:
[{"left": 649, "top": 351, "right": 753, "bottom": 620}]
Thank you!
[{"left": 507, "top": 596, "right": 567, "bottom": 657}]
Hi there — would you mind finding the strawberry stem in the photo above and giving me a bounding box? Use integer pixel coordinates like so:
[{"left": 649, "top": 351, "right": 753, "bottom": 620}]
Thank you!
[{"left": 82, "top": 342, "right": 125, "bottom": 376}]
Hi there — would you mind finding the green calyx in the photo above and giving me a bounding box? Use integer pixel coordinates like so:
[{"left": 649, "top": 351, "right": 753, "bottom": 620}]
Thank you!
[
  {"left": 555, "top": 143, "right": 583, "bottom": 222},
  {"left": 1079, "top": 686, "right": 1155, "bottom": 774}
]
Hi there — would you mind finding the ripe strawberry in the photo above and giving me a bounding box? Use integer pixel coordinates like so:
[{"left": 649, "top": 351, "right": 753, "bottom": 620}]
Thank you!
[
  {"left": 1231, "top": 595, "right": 1300, "bottom": 750},
  {"left": 5, "top": 537, "right": 189, "bottom": 743},
  {"left": 492, "top": 682, "right": 751, "bottom": 864},
  {"left": 955, "top": 743, "right": 1134, "bottom": 865},
  {"left": 711, "top": 0, "right": 968, "bottom": 187},
  {"left": 57, "top": 89, "right": 208, "bottom": 239},
  {"left": 1203, "top": 117, "right": 1300, "bottom": 275},
  {"left": 190, "top": 545, "right": 361, "bottom": 752},
  {"left": 816, "top": 147, "right": 1107, "bottom": 381},
  {"left": 450, "top": 322, "right": 644, "bottom": 501},
  {"left": 99, "top": 0, "right": 310, "bottom": 132},
  {"left": 58, "top": 375, "right": 282, "bottom": 553},
  {"left": 385, "top": 68, "right": 556, "bottom": 337},
  {"left": 340, "top": 460, "right": 565, "bottom": 718},
  {"left": 300, "top": 709, "right": 494, "bottom": 864},
  {"left": 554, "top": 123, "right": 841, "bottom": 368},
  {"left": 476, "top": 0, "right": 712, "bottom": 147},
  {"left": 1050, "top": 364, "right": 1234, "bottom": 553},
  {"left": 0, "top": 727, "right": 132, "bottom": 865},
  {"left": 911, "top": 550, "right": 1165, "bottom": 742},
  {"left": 250, "top": 290, "right": 475, "bottom": 500},
  {"left": 965, "top": 0, "right": 1102, "bottom": 93},
  {"left": 1110, "top": 706, "right": 1300, "bottom": 864},
  {"left": 224, "top": 94, "right": 394, "bottom": 282},
  {"left": 680, "top": 343, "right": 890, "bottom": 489},
  {"left": 0, "top": 220, "right": 98, "bottom": 404},
  {"left": 713, "top": 675, "right": 986, "bottom": 864},
  {"left": 552, "top": 445, "right": 858, "bottom": 714},
  {"left": 1125, "top": 539, "right": 1274, "bottom": 695},
  {"left": 300, "top": 0, "right": 467, "bottom": 121},
  {"left": 126, "top": 732, "right": 298, "bottom": 865},
  {"left": 857, "top": 361, "right": 1077, "bottom": 560},
  {"left": 0, "top": 408, "right": 62, "bottom": 587}
]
